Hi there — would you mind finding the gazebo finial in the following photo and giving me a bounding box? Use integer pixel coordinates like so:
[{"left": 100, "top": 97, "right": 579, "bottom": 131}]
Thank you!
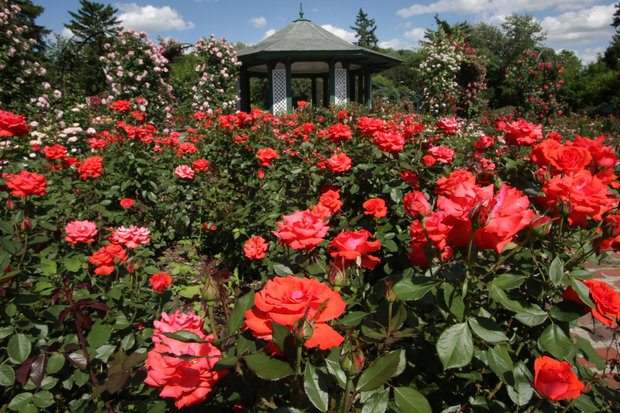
[{"left": 299, "top": 3, "right": 304, "bottom": 19}]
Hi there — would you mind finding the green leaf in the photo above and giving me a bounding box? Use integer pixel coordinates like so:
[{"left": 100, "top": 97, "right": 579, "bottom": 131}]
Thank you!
[
  {"left": 244, "top": 352, "right": 294, "bottom": 380},
  {"left": 442, "top": 284, "right": 464, "bottom": 320},
  {"left": 436, "top": 323, "right": 473, "bottom": 370},
  {"left": 37, "top": 258, "right": 57, "bottom": 277},
  {"left": 572, "top": 394, "right": 600, "bottom": 413},
  {"left": 514, "top": 305, "right": 548, "bottom": 327},
  {"left": 489, "top": 285, "right": 524, "bottom": 313},
  {"left": 87, "top": 324, "right": 112, "bottom": 349},
  {"left": 393, "top": 277, "right": 438, "bottom": 301},
  {"left": 486, "top": 344, "right": 514, "bottom": 382},
  {"left": 179, "top": 285, "right": 201, "bottom": 299},
  {"left": 32, "top": 391, "right": 54, "bottom": 408},
  {"left": 390, "top": 187, "right": 403, "bottom": 203},
  {"left": 575, "top": 336, "right": 606, "bottom": 370},
  {"left": 8, "top": 392, "right": 33, "bottom": 411},
  {"left": 228, "top": 292, "right": 254, "bottom": 334},
  {"left": 394, "top": 387, "right": 432, "bottom": 413},
  {"left": 325, "top": 348, "right": 346, "bottom": 389},
  {"left": 506, "top": 362, "right": 533, "bottom": 406},
  {"left": 64, "top": 255, "right": 84, "bottom": 273},
  {"left": 549, "top": 301, "right": 584, "bottom": 322},
  {"left": 361, "top": 387, "right": 389, "bottom": 413},
  {"left": 339, "top": 311, "right": 368, "bottom": 327},
  {"left": 538, "top": 324, "right": 574, "bottom": 360},
  {"left": 356, "top": 349, "right": 403, "bottom": 391},
  {"left": 548, "top": 256, "right": 564, "bottom": 286},
  {"left": 46, "top": 354, "right": 65, "bottom": 375},
  {"left": 162, "top": 330, "right": 207, "bottom": 343},
  {"left": 468, "top": 317, "right": 508, "bottom": 343},
  {"left": 272, "top": 263, "right": 293, "bottom": 276},
  {"left": 491, "top": 274, "right": 526, "bottom": 290},
  {"left": 303, "top": 363, "right": 329, "bottom": 412},
  {"left": 0, "top": 364, "right": 16, "bottom": 386},
  {"left": 8, "top": 334, "right": 31, "bottom": 364},
  {"left": 213, "top": 356, "right": 237, "bottom": 371},
  {"left": 568, "top": 278, "right": 596, "bottom": 309},
  {"left": 382, "top": 239, "right": 398, "bottom": 253}
]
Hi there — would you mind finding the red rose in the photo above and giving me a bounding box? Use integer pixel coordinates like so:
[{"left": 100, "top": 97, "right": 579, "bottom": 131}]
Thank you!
[
  {"left": 474, "top": 135, "right": 495, "bottom": 151},
  {"left": 422, "top": 155, "right": 436, "bottom": 166},
  {"left": 363, "top": 198, "right": 387, "bottom": 218},
  {"left": 244, "top": 236, "right": 268, "bottom": 260},
  {"left": 120, "top": 198, "right": 134, "bottom": 209},
  {"left": 272, "top": 209, "right": 329, "bottom": 251},
  {"left": 403, "top": 191, "right": 431, "bottom": 219},
  {"left": 504, "top": 119, "right": 543, "bottom": 146},
  {"left": 77, "top": 156, "right": 104, "bottom": 180},
  {"left": 326, "top": 151, "right": 352, "bottom": 173},
  {"left": 329, "top": 229, "right": 381, "bottom": 269},
  {"left": 573, "top": 134, "right": 617, "bottom": 168},
  {"left": 435, "top": 169, "right": 476, "bottom": 195},
  {"left": 534, "top": 356, "right": 585, "bottom": 401},
  {"left": 64, "top": 220, "right": 98, "bottom": 245},
  {"left": 563, "top": 279, "right": 620, "bottom": 327},
  {"left": 436, "top": 117, "right": 459, "bottom": 135},
  {"left": 257, "top": 148, "right": 279, "bottom": 166},
  {"left": 372, "top": 130, "right": 404, "bottom": 154},
  {"left": 596, "top": 214, "right": 620, "bottom": 251},
  {"left": 0, "top": 109, "right": 29, "bottom": 137},
  {"left": 244, "top": 276, "right": 346, "bottom": 350},
  {"left": 149, "top": 273, "right": 173, "bottom": 292},
  {"left": 473, "top": 185, "right": 537, "bottom": 253},
  {"left": 428, "top": 146, "right": 455, "bottom": 164},
  {"left": 540, "top": 170, "right": 617, "bottom": 227},
  {"left": 88, "top": 244, "right": 128, "bottom": 275},
  {"left": 356, "top": 116, "right": 386, "bottom": 137},
  {"left": 5, "top": 171, "right": 47, "bottom": 197},
  {"left": 400, "top": 170, "right": 419, "bottom": 188},
  {"left": 108, "top": 100, "right": 131, "bottom": 112},
  {"left": 145, "top": 311, "right": 226, "bottom": 408},
  {"left": 192, "top": 158, "right": 210, "bottom": 172},
  {"left": 43, "top": 144, "right": 68, "bottom": 160},
  {"left": 326, "top": 123, "right": 353, "bottom": 143},
  {"left": 318, "top": 189, "right": 343, "bottom": 214}
]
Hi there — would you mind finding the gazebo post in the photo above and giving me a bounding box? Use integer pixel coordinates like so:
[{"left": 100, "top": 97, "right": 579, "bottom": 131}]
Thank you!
[
  {"left": 311, "top": 76, "right": 317, "bottom": 107},
  {"left": 267, "top": 62, "right": 274, "bottom": 112},
  {"left": 322, "top": 75, "right": 329, "bottom": 108},
  {"left": 328, "top": 60, "right": 336, "bottom": 106},
  {"left": 357, "top": 71, "right": 364, "bottom": 104},
  {"left": 239, "top": 68, "right": 251, "bottom": 113},
  {"left": 364, "top": 69, "right": 373, "bottom": 108},
  {"left": 285, "top": 61, "right": 292, "bottom": 113},
  {"left": 348, "top": 69, "right": 356, "bottom": 103}
]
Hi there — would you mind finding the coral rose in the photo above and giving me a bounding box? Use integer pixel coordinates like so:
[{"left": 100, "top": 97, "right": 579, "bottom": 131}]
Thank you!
[
  {"left": 257, "top": 148, "right": 279, "bottom": 167},
  {"left": 77, "top": 156, "right": 104, "bottom": 180},
  {"left": 428, "top": 146, "right": 455, "bottom": 164},
  {"left": 403, "top": 191, "right": 431, "bottom": 219},
  {"left": 563, "top": 279, "right": 620, "bottom": 327},
  {"left": 436, "top": 117, "right": 460, "bottom": 135},
  {"left": 534, "top": 356, "right": 585, "bottom": 401},
  {"left": 88, "top": 244, "right": 127, "bottom": 275},
  {"left": 5, "top": 171, "right": 47, "bottom": 197},
  {"left": 149, "top": 273, "right": 173, "bottom": 292},
  {"left": 65, "top": 220, "right": 98, "bottom": 245},
  {"left": 145, "top": 311, "right": 226, "bottom": 408},
  {"left": 0, "top": 109, "right": 29, "bottom": 137},
  {"left": 174, "top": 165, "right": 194, "bottom": 179},
  {"left": 504, "top": 119, "right": 543, "bottom": 146},
  {"left": 326, "top": 151, "right": 352, "bottom": 173},
  {"left": 244, "top": 276, "right": 346, "bottom": 350},
  {"left": 326, "top": 123, "right": 353, "bottom": 143},
  {"left": 43, "top": 144, "right": 68, "bottom": 160},
  {"left": 372, "top": 130, "right": 405, "bottom": 154},
  {"left": 244, "top": 236, "right": 268, "bottom": 260},
  {"left": 540, "top": 170, "right": 617, "bottom": 227},
  {"left": 192, "top": 158, "right": 210, "bottom": 172},
  {"left": 119, "top": 198, "right": 133, "bottom": 209},
  {"left": 363, "top": 198, "right": 387, "bottom": 218},
  {"left": 596, "top": 214, "right": 620, "bottom": 251},
  {"left": 318, "top": 189, "right": 343, "bottom": 214},
  {"left": 272, "top": 209, "right": 329, "bottom": 251},
  {"left": 110, "top": 225, "right": 151, "bottom": 248},
  {"left": 435, "top": 169, "right": 476, "bottom": 195},
  {"left": 329, "top": 229, "right": 381, "bottom": 269}
]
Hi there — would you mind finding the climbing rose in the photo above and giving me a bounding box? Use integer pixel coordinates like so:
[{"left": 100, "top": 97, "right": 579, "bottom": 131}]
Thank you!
[
  {"left": 244, "top": 276, "right": 346, "bottom": 350},
  {"left": 64, "top": 220, "right": 98, "bottom": 245},
  {"left": 363, "top": 198, "right": 387, "bottom": 218},
  {"left": 5, "top": 171, "right": 47, "bottom": 197},
  {"left": 149, "top": 273, "right": 173, "bottom": 292},
  {"left": 272, "top": 209, "right": 329, "bottom": 251},
  {"left": 329, "top": 229, "right": 381, "bottom": 270},
  {"left": 244, "top": 236, "right": 268, "bottom": 260},
  {"left": 145, "top": 311, "right": 226, "bottom": 408},
  {"left": 77, "top": 156, "right": 104, "bottom": 180},
  {"left": 534, "top": 356, "right": 585, "bottom": 401}
]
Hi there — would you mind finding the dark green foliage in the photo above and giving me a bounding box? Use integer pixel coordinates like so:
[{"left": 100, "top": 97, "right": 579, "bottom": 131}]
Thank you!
[{"left": 350, "top": 8, "right": 379, "bottom": 50}]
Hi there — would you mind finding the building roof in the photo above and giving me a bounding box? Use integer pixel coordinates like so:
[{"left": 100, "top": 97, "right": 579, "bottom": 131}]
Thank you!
[{"left": 238, "top": 18, "right": 401, "bottom": 73}]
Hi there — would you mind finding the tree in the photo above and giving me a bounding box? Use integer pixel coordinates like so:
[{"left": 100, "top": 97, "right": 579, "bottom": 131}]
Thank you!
[
  {"left": 603, "top": 2, "right": 620, "bottom": 69},
  {"left": 350, "top": 8, "right": 378, "bottom": 50},
  {"left": 64, "top": 0, "right": 121, "bottom": 95},
  {"left": 501, "top": 14, "right": 546, "bottom": 67}
]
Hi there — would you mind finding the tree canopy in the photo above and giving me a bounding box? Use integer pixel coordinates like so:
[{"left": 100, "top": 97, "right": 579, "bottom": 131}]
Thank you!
[{"left": 350, "top": 8, "right": 379, "bottom": 50}]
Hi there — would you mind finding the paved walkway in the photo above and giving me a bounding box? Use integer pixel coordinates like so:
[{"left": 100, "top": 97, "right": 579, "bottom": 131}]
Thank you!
[{"left": 574, "top": 252, "right": 620, "bottom": 389}]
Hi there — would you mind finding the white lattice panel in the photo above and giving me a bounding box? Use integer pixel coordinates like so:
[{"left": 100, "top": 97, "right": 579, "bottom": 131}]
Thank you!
[
  {"left": 272, "top": 69, "right": 287, "bottom": 115},
  {"left": 335, "top": 68, "right": 348, "bottom": 106}
]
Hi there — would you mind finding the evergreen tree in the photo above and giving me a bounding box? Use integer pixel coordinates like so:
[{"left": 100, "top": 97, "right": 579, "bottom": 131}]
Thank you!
[
  {"left": 64, "top": 0, "right": 121, "bottom": 95},
  {"left": 350, "top": 8, "right": 379, "bottom": 50}
]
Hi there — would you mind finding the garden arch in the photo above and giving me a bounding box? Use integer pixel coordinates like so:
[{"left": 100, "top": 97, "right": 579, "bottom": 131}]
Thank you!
[{"left": 237, "top": 11, "right": 401, "bottom": 114}]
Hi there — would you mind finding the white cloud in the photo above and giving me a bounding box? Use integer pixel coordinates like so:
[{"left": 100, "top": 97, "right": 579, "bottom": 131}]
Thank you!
[
  {"left": 117, "top": 3, "right": 195, "bottom": 33},
  {"left": 396, "top": 0, "right": 598, "bottom": 18},
  {"left": 575, "top": 46, "right": 605, "bottom": 64},
  {"left": 379, "top": 27, "right": 425, "bottom": 50},
  {"left": 61, "top": 27, "right": 74, "bottom": 39},
  {"left": 541, "top": 4, "right": 615, "bottom": 46},
  {"left": 262, "top": 29, "right": 276, "bottom": 40},
  {"left": 249, "top": 16, "right": 267, "bottom": 28},
  {"left": 321, "top": 24, "right": 356, "bottom": 43}
]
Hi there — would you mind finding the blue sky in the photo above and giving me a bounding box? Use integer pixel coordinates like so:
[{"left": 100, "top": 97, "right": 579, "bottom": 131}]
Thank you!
[{"left": 34, "top": 0, "right": 617, "bottom": 64}]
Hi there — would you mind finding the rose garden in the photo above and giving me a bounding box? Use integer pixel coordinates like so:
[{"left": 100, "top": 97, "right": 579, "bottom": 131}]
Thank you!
[{"left": 1, "top": 1, "right": 620, "bottom": 412}]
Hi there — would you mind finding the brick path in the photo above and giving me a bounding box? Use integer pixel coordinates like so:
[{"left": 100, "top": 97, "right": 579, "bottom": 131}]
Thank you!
[{"left": 574, "top": 252, "right": 620, "bottom": 389}]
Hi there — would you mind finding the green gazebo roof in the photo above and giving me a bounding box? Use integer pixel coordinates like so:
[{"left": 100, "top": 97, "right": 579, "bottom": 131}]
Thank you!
[{"left": 238, "top": 18, "right": 401, "bottom": 72}]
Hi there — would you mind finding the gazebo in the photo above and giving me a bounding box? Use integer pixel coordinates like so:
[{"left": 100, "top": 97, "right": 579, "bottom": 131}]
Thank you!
[{"left": 237, "top": 10, "right": 401, "bottom": 114}]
